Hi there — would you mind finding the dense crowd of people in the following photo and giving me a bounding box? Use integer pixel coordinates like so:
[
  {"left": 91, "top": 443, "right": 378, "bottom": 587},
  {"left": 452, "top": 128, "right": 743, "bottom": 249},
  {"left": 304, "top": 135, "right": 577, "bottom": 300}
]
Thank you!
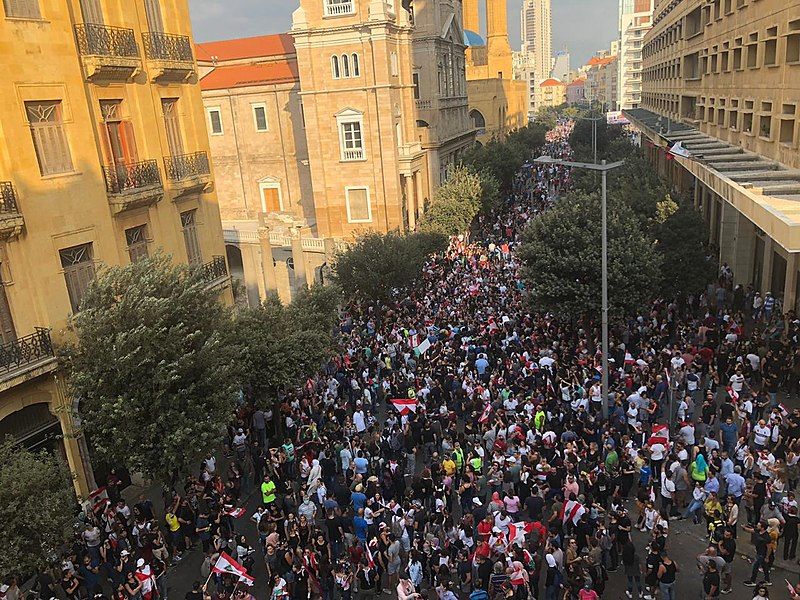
[{"left": 33, "top": 121, "right": 800, "bottom": 600}]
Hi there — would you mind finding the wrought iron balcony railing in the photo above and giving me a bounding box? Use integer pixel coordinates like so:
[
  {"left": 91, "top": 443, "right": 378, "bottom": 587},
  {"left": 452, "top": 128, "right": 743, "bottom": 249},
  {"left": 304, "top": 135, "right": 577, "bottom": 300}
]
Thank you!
[
  {"left": 143, "top": 31, "right": 193, "bottom": 62},
  {"left": 163, "top": 152, "right": 210, "bottom": 182},
  {"left": 0, "top": 328, "right": 55, "bottom": 375},
  {"left": 0, "top": 182, "right": 20, "bottom": 214},
  {"left": 103, "top": 160, "right": 162, "bottom": 194},
  {"left": 200, "top": 256, "right": 228, "bottom": 283},
  {"left": 74, "top": 23, "right": 139, "bottom": 58}
]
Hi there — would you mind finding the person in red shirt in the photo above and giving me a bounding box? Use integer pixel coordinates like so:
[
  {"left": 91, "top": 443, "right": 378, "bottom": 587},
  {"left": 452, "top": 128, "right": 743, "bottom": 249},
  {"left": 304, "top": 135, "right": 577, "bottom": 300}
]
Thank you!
[{"left": 477, "top": 515, "right": 493, "bottom": 541}]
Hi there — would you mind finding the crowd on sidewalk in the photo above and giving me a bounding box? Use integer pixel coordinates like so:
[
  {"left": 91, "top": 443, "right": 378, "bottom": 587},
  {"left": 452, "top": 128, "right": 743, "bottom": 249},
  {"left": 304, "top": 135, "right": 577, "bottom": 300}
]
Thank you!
[{"left": 32, "top": 121, "right": 800, "bottom": 600}]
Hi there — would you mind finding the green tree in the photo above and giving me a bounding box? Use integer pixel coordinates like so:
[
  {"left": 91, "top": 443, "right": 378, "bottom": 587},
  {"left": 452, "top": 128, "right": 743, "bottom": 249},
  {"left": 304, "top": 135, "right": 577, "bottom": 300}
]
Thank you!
[
  {"left": 332, "top": 231, "right": 446, "bottom": 302},
  {"left": 655, "top": 203, "right": 718, "bottom": 299},
  {"left": 65, "top": 253, "right": 239, "bottom": 484},
  {"left": 0, "top": 440, "right": 76, "bottom": 577},
  {"left": 232, "top": 285, "right": 338, "bottom": 405},
  {"left": 420, "top": 165, "right": 483, "bottom": 236},
  {"left": 519, "top": 191, "right": 662, "bottom": 318}
]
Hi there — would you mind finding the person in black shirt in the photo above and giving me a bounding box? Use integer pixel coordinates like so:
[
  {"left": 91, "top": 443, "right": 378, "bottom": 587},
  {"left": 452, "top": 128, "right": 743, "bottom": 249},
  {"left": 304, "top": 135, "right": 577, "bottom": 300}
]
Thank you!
[
  {"left": 185, "top": 581, "right": 204, "bottom": 600},
  {"left": 784, "top": 505, "right": 799, "bottom": 560},
  {"left": 356, "top": 562, "right": 378, "bottom": 600},
  {"left": 702, "top": 561, "right": 720, "bottom": 599},
  {"left": 717, "top": 528, "right": 736, "bottom": 594},
  {"left": 744, "top": 521, "right": 771, "bottom": 586}
]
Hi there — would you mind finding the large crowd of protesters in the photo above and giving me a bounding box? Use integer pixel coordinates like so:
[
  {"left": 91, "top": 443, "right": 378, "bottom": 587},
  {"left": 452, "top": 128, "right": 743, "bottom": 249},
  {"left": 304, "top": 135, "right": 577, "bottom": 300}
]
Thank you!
[{"left": 23, "top": 121, "right": 800, "bottom": 600}]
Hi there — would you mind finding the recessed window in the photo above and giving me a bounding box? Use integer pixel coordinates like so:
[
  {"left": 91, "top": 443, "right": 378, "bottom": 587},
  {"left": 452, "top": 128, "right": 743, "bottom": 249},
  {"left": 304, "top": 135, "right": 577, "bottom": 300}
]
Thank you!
[
  {"left": 331, "top": 55, "right": 340, "bottom": 79},
  {"left": 759, "top": 114, "right": 771, "bottom": 138},
  {"left": 345, "top": 186, "right": 371, "bottom": 223},
  {"left": 180, "top": 209, "right": 202, "bottom": 266},
  {"left": 339, "top": 120, "right": 363, "bottom": 161},
  {"left": 125, "top": 225, "right": 149, "bottom": 263},
  {"left": 390, "top": 52, "right": 399, "bottom": 77},
  {"left": 206, "top": 107, "right": 223, "bottom": 135},
  {"left": 252, "top": 103, "right": 268, "bottom": 132},
  {"left": 60, "top": 243, "right": 96, "bottom": 313},
  {"left": 743, "top": 112, "right": 753, "bottom": 133},
  {"left": 780, "top": 119, "right": 795, "bottom": 144},
  {"left": 3, "top": 0, "right": 41, "bottom": 18}
]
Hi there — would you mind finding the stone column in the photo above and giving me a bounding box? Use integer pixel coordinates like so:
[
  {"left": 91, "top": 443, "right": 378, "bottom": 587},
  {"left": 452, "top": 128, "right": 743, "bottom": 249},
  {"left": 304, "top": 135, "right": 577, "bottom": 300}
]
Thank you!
[
  {"left": 290, "top": 227, "right": 308, "bottom": 292},
  {"left": 693, "top": 181, "right": 700, "bottom": 209},
  {"left": 784, "top": 253, "right": 799, "bottom": 313},
  {"left": 463, "top": 0, "right": 480, "bottom": 34},
  {"left": 732, "top": 214, "right": 756, "bottom": 287},
  {"left": 405, "top": 175, "right": 416, "bottom": 231},
  {"left": 53, "top": 373, "right": 95, "bottom": 498},
  {"left": 761, "top": 237, "right": 774, "bottom": 294},
  {"left": 257, "top": 218, "right": 278, "bottom": 296},
  {"left": 718, "top": 200, "right": 738, "bottom": 272},
  {"left": 415, "top": 170, "right": 426, "bottom": 219}
]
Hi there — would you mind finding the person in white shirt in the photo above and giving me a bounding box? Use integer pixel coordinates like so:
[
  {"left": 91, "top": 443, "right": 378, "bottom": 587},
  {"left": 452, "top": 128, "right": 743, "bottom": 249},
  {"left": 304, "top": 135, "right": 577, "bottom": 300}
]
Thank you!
[
  {"left": 729, "top": 369, "right": 745, "bottom": 393},
  {"left": 660, "top": 468, "right": 677, "bottom": 516},
  {"left": 679, "top": 422, "right": 696, "bottom": 445},
  {"left": 753, "top": 419, "right": 771, "bottom": 448}
]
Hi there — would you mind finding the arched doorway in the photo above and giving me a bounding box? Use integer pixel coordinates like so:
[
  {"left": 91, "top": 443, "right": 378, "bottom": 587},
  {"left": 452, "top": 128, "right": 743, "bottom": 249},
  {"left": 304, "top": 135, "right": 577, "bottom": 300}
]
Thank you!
[
  {"left": 225, "top": 244, "right": 250, "bottom": 307},
  {"left": 0, "top": 401, "right": 62, "bottom": 453},
  {"left": 469, "top": 109, "right": 486, "bottom": 131}
]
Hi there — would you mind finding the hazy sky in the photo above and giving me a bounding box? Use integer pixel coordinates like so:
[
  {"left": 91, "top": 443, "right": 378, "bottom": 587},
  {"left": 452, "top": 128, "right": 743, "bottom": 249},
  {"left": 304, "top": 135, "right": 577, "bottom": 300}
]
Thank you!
[{"left": 189, "top": 0, "right": 619, "bottom": 68}]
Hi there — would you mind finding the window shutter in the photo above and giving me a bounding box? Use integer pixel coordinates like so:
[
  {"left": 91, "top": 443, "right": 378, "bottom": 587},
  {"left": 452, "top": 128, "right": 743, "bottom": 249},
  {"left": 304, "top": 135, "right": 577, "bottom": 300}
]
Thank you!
[
  {"left": 0, "top": 282, "right": 16, "bottom": 344},
  {"left": 144, "top": 0, "right": 163, "bottom": 32},
  {"left": 79, "top": 0, "right": 103, "bottom": 24},
  {"left": 121, "top": 121, "right": 139, "bottom": 163},
  {"left": 4, "top": 0, "right": 41, "bottom": 19}
]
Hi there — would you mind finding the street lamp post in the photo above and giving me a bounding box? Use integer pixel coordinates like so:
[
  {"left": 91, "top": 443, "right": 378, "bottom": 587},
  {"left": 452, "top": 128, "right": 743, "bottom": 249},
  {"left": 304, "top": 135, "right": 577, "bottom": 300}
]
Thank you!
[{"left": 534, "top": 156, "right": 625, "bottom": 420}]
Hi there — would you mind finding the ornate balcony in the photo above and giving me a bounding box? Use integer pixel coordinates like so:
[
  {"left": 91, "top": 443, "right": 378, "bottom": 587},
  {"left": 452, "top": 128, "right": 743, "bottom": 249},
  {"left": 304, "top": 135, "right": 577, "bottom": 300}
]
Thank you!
[
  {"left": 163, "top": 151, "right": 212, "bottom": 196},
  {"left": 199, "top": 256, "right": 229, "bottom": 290},
  {"left": 324, "top": 0, "right": 355, "bottom": 16},
  {"left": 0, "top": 182, "right": 24, "bottom": 240},
  {"left": 74, "top": 24, "right": 141, "bottom": 82},
  {"left": 0, "top": 329, "right": 58, "bottom": 391},
  {"left": 103, "top": 160, "right": 164, "bottom": 215},
  {"left": 142, "top": 32, "right": 195, "bottom": 82}
]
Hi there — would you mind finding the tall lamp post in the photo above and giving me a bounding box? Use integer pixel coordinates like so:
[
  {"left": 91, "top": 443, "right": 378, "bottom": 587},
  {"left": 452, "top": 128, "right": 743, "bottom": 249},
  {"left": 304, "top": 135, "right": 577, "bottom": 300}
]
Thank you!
[{"left": 534, "top": 156, "right": 625, "bottom": 420}]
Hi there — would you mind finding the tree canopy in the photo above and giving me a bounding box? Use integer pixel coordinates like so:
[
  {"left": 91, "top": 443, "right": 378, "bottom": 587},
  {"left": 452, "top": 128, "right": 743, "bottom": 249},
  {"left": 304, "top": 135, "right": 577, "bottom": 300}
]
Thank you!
[
  {"left": 518, "top": 191, "right": 662, "bottom": 318},
  {"left": 420, "top": 165, "right": 484, "bottom": 236},
  {"left": 0, "top": 440, "right": 76, "bottom": 577},
  {"left": 332, "top": 231, "right": 447, "bottom": 302},
  {"left": 232, "top": 285, "right": 339, "bottom": 405},
  {"left": 66, "top": 253, "right": 239, "bottom": 483}
]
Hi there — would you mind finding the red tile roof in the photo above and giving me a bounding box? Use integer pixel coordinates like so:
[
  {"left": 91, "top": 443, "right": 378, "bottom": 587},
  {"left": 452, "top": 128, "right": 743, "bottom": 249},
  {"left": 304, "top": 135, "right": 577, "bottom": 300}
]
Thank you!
[
  {"left": 587, "top": 56, "right": 616, "bottom": 67},
  {"left": 539, "top": 78, "right": 564, "bottom": 87},
  {"left": 195, "top": 33, "right": 295, "bottom": 63},
  {"left": 567, "top": 78, "right": 586, "bottom": 87},
  {"left": 200, "top": 61, "right": 299, "bottom": 90}
]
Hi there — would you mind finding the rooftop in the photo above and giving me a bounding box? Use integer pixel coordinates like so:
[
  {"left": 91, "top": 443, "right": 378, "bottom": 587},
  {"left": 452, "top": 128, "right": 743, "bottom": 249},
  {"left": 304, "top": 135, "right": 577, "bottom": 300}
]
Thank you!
[
  {"left": 195, "top": 33, "right": 295, "bottom": 63},
  {"left": 200, "top": 61, "right": 299, "bottom": 90},
  {"left": 540, "top": 78, "right": 564, "bottom": 87},
  {"left": 587, "top": 56, "right": 616, "bottom": 67},
  {"left": 463, "top": 30, "right": 485, "bottom": 47}
]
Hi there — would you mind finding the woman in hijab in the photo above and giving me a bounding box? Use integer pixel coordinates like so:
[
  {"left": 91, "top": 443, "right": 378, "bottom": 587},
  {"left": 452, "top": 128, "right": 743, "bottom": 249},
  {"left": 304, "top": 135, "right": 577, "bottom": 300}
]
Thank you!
[
  {"left": 690, "top": 451, "right": 709, "bottom": 484},
  {"left": 307, "top": 459, "right": 322, "bottom": 494}
]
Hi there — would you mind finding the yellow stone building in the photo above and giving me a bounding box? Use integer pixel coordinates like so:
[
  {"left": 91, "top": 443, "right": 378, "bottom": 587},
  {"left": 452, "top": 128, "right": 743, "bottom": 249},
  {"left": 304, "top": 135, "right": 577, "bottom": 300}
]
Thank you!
[
  {"left": 0, "top": 0, "right": 230, "bottom": 497},
  {"left": 463, "top": 0, "right": 528, "bottom": 142},
  {"left": 539, "top": 78, "right": 567, "bottom": 107},
  {"left": 198, "top": 0, "right": 475, "bottom": 304}
]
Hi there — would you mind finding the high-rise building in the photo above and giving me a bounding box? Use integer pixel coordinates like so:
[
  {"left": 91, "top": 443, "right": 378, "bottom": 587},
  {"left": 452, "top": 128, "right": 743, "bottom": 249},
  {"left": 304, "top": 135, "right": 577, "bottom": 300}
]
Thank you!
[
  {"left": 199, "top": 0, "right": 474, "bottom": 304},
  {"left": 520, "top": 0, "right": 553, "bottom": 118},
  {"left": 0, "top": 0, "right": 230, "bottom": 497},
  {"left": 618, "top": 0, "right": 654, "bottom": 109},
  {"left": 552, "top": 50, "right": 571, "bottom": 81},
  {"left": 626, "top": 0, "right": 800, "bottom": 310}
]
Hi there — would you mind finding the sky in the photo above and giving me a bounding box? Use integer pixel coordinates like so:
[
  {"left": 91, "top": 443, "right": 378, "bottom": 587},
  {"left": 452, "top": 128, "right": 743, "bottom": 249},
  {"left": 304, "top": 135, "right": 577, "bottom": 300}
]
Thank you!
[{"left": 189, "top": 0, "right": 619, "bottom": 68}]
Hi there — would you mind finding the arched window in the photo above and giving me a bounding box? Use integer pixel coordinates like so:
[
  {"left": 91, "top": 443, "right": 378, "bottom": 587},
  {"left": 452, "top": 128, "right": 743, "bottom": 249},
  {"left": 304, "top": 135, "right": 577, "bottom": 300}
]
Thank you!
[
  {"left": 351, "top": 53, "right": 360, "bottom": 77},
  {"left": 342, "top": 54, "right": 350, "bottom": 78},
  {"left": 469, "top": 109, "right": 486, "bottom": 129},
  {"left": 331, "top": 55, "right": 340, "bottom": 79}
]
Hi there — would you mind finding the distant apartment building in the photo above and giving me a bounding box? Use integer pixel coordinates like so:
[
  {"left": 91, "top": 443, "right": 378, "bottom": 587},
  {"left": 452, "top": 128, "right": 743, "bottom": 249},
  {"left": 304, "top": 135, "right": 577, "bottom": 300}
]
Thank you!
[
  {"left": 0, "top": 0, "right": 231, "bottom": 497},
  {"left": 552, "top": 50, "right": 571, "bottom": 81},
  {"left": 618, "top": 0, "right": 654, "bottom": 109},
  {"left": 584, "top": 54, "right": 619, "bottom": 110},
  {"left": 567, "top": 78, "right": 587, "bottom": 104},
  {"left": 626, "top": 0, "right": 800, "bottom": 310},
  {"left": 520, "top": 0, "right": 553, "bottom": 118},
  {"left": 539, "top": 78, "right": 567, "bottom": 107}
]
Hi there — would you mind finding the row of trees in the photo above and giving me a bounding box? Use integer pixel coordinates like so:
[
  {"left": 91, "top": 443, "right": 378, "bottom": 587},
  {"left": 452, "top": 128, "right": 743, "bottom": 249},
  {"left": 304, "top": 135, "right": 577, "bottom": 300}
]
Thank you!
[
  {"left": 519, "top": 120, "right": 717, "bottom": 318},
  {"left": 2, "top": 254, "right": 341, "bottom": 576}
]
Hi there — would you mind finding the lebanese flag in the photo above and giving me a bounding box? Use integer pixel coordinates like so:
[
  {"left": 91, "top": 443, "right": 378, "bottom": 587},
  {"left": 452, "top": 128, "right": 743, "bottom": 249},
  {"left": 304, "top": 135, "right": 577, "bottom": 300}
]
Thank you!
[
  {"left": 727, "top": 386, "right": 739, "bottom": 401},
  {"left": 88, "top": 486, "right": 109, "bottom": 512},
  {"left": 212, "top": 552, "right": 248, "bottom": 578},
  {"left": 506, "top": 521, "right": 535, "bottom": 548},
  {"left": 238, "top": 573, "right": 255, "bottom": 587},
  {"left": 225, "top": 506, "right": 246, "bottom": 518},
  {"left": 366, "top": 542, "right": 377, "bottom": 568},
  {"left": 779, "top": 403, "right": 790, "bottom": 417},
  {"left": 624, "top": 352, "right": 635, "bottom": 366},
  {"left": 479, "top": 403, "right": 492, "bottom": 423},
  {"left": 135, "top": 566, "right": 157, "bottom": 600},
  {"left": 391, "top": 398, "right": 418, "bottom": 415},
  {"left": 559, "top": 499, "right": 586, "bottom": 525},
  {"left": 664, "top": 368, "right": 671, "bottom": 387},
  {"left": 648, "top": 423, "right": 670, "bottom": 447}
]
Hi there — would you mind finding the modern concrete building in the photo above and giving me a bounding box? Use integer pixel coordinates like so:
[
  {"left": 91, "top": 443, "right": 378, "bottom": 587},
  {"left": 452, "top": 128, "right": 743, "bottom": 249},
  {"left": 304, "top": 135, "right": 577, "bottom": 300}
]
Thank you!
[
  {"left": 626, "top": 0, "right": 800, "bottom": 311},
  {"left": 618, "top": 0, "right": 654, "bottom": 110},
  {"left": 0, "top": 0, "right": 231, "bottom": 497},
  {"left": 585, "top": 55, "right": 619, "bottom": 110},
  {"left": 520, "top": 0, "right": 553, "bottom": 118},
  {"left": 552, "top": 50, "right": 571, "bottom": 81},
  {"left": 463, "top": 0, "right": 528, "bottom": 141}
]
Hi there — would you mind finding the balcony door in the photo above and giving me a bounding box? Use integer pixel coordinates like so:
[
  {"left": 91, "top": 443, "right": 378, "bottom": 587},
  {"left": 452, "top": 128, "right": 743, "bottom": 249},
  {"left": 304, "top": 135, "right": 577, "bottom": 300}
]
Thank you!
[
  {"left": 100, "top": 101, "right": 138, "bottom": 169},
  {"left": 79, "top": 0, "right": 103, "bottom": 24},
  {"left": 0, "top": 273, "right": 16, "bottom": 345},
  {"left": 161, "top": 99, "right": 184, "bottom": 157},
  {"left": 144, "top": 0, "right": 163, "bottom": 32}
]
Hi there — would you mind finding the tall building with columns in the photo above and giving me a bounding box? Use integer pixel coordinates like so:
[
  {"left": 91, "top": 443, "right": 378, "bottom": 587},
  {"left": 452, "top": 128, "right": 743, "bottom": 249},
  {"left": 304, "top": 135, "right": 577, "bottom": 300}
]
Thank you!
[
  {"left": 463, "top": 0, "right": 528, "bottom": 140},
  {"left": 199, "top": 0, "right": 474, "bottom": 304}
]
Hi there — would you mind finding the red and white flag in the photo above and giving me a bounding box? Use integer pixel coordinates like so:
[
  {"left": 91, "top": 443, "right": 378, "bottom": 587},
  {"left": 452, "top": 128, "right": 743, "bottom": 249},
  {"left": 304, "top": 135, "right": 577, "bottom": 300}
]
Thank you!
[
  {"left": 560, "top": 499, "right": 586, "bottom": 525},
  {"left": 135, "top": 566, "right": 157, "bottom": 600},
  {"left": 727, "top": 386, "right": 739, "bottom": 401},
  {"left": 88, "top": 486, "right": 109, "bottom": 512},
  {"left": 391, "top": 398, "right": 418, "bottom": 415},
  {"left": 366, "top": 541, "right": 377, "bottom": 568},
  {"left": 212, "top": 552, "right": 248, "bottom": 578},
  {"left": 663, "top": 368, "right": 671, "bottom": 387},
  {"left": 648, "top": 423, "right": 670, "bottom": 448},
  {"left": 779, "top": 403, "right": 790, "bottom": 417},
  {"left": 238, "top": 573, "right": 255, "bottom": 587},
  {"left": 479, "top": 403, "right": 492, "bottom": 424},
  {"left": 506, "top": 521, "right": 535, "bottom": 548},
  {"left": 225, "top": 506, "right": 246, "bottom": 518}
]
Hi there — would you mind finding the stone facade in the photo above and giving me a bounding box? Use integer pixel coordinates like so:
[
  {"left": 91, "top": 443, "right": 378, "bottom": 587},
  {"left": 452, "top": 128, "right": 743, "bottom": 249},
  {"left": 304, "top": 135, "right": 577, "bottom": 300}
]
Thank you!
[{"left": 0, "top": 0, "right": 230, "bottom": 498}]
